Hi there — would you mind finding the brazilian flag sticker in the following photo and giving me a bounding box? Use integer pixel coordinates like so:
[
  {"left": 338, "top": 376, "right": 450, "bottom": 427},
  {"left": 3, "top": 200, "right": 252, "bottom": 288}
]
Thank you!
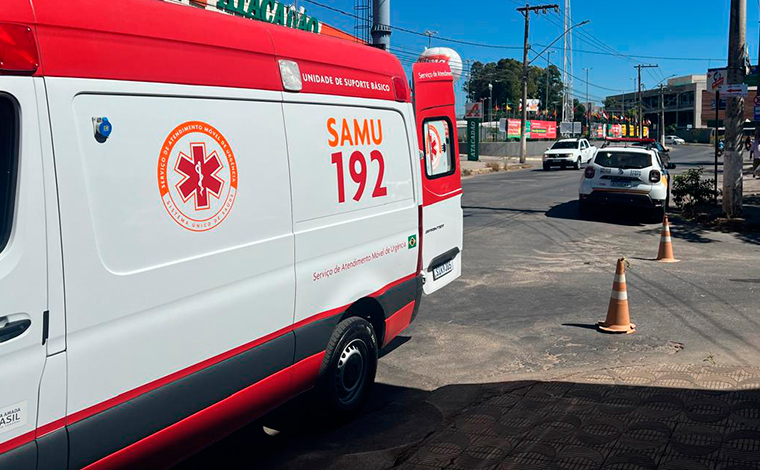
[{"left": 408, "top": 235, "right": 418, "bottom": 249}]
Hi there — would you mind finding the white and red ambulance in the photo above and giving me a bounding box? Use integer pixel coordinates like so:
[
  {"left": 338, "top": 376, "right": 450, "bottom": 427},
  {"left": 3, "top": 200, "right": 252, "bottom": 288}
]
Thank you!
[{"left": 0, "top": 1, "right": 463, "bottom": 469}]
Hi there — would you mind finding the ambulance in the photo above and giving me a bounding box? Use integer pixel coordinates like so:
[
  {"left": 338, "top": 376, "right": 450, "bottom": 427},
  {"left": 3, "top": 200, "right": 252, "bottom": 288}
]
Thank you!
[{"left": 0, "top": 1, "right": 463, "bottom": 469}]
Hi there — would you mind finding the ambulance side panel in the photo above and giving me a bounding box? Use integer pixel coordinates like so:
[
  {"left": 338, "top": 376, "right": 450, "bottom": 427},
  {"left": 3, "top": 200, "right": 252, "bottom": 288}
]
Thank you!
[
  {"left": 282, "top": 94, "right": 420, "bottom": 348},
  {"left": 45, "top": 78, "right": 297, "bottom": 469},
  {"left": 0, "top": 77, "right": 49, "bottom": 470}
]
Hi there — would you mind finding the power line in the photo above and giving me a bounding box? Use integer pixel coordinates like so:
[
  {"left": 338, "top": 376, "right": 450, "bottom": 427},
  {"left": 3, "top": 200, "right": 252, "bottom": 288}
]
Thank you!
[{"left": 301, "top": 0, "right": 724, "bottom": 62}]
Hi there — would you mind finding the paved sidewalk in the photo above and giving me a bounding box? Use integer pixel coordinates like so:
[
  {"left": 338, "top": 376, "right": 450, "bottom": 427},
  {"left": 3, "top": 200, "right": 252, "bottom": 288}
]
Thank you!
[
  {"left": 397, "top": 364, "right": 760, "bottom": 470},
  {"left": 460, "top": 156, "right": 539, "bottom": 176}
]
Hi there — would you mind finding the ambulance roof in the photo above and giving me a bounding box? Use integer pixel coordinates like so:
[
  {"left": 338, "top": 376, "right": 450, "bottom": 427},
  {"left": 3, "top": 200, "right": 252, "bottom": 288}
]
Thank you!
[{"left": 4, "top": 0, "right": 409, "bottom": 102}]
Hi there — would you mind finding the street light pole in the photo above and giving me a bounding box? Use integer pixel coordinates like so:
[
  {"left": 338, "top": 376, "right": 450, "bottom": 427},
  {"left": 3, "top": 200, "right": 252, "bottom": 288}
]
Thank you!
[
  {"left": 516, "top": 4, "right": 583, "bottom": 164},
  {"left": 424, "top": 30, "right": 438, "bottom": 48},
  {"left": 583, "top": 67, "right": 592, "bottom": 136},
  {"left": 489, "top": 82, "right": 493, "bottom": 141}
]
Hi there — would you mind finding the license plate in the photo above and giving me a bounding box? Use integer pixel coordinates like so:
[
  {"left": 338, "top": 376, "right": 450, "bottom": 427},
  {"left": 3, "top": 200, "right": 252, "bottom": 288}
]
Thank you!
[
  {"left": 432, "top": 260, "right": 454, "bottom": 280},
  {"left": 611, "top": 180, "right": 631, "bottom": 188}
]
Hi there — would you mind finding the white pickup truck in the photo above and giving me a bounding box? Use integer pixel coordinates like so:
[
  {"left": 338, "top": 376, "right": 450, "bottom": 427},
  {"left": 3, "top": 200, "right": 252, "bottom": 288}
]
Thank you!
[{"left": 543, "top": 138, "right": 597, "bottom": 171}]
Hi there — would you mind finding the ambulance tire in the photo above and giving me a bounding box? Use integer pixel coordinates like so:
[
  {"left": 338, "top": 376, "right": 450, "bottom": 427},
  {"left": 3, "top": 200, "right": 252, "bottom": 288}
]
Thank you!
[{"left": 316, "top": 317, "right": 378, "bottom": 422}]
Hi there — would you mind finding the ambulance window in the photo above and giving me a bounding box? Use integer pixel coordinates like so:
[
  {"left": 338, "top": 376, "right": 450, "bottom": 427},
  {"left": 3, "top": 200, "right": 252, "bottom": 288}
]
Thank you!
[
  {"left": 423, "top": 119, "right": 455, "bottom": 178},
  {"left": 0, "top": 96, "right": 18, "bottom": 254}
]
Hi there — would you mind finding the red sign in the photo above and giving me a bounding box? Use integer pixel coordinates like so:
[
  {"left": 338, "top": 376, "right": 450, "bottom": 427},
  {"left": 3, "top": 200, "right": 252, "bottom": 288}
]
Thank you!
[{"left": 529, "top": 120, "right": 557, "bottom": 139}]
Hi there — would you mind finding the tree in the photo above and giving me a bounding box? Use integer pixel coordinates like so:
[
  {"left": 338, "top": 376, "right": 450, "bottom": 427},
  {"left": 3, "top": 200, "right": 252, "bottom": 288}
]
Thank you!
[
  {"left": 464, "top": 59, "right": 563, "bottom": 121},
  {"left": 574, "top": 99, "right": 586, "bottom": 126}
]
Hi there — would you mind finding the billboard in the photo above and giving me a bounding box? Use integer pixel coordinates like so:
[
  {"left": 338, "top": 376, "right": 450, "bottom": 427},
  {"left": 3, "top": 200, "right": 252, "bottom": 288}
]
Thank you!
[
  {"left": 530, "top": 120, "right": 557, "bottom": 139},
  {"left": 592, "top": 124, "right": 606, "bottom": 139},
  {"left": 506, "top": 119, "right": 556, "bottom": 139},
  {"left": 507, "top": 119, "right": 521, "bottom": 138},
  {"left": 609, "top": 124, "right": 622, "bottom": 138},
  {"left": 519, "top": 99, "right": 540, "bottom": 113}
]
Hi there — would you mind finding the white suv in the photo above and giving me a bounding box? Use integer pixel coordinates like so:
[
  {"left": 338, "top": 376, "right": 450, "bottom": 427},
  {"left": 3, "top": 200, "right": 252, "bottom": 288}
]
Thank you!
[
  {"left": 543, "top": 138, "right": 597, "bottom": 171},
  {"left": 579, "top": 140, "right": 676, "bottom": 221}
]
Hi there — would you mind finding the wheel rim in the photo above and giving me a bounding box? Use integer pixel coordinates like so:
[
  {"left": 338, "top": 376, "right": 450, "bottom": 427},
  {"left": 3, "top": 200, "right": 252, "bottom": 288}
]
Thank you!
[{"left": 335, "top": 338, "right": 368, "bottom": 406}]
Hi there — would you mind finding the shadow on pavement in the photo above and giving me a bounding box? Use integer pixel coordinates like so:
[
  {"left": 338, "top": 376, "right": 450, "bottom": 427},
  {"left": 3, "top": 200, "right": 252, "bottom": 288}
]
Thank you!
[
  {"left": 173, "top": 365, "right": 760, "bottom": 470},
  {"left": 561, "top": 323, "right": 600, "bottom": 331},
  {"left": 463, "top": 206, "right": 546, "bottom": 215},
  {"left": 545, "top": 200, "right": 650, "bottom": 227},
  {"left": 637, "top": 221, "right": 717, "bottom": 245},
  {"left": 636, "top": 208, "right": 760, "bottom": 246}
]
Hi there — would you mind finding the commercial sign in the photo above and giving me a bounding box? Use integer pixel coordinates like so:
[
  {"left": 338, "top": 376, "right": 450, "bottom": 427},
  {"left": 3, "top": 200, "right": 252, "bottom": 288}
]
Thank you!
[
  {"left": 707, "top": 69, "right": 727, "bottom": 93},
  {"left": 216, "top": 0, "right": 320, "bottom": 33},
  {"left": 520, "top": 99, "right": 540, "bottom": 113},
  {"left": 507, "top": 119, "right": 522, "bottom": 138},
  {"left": 466, "top": 119, "right": 480, "bottom": 162},
  {"left": 592, "top": 124, "right": 606, "bottom": 139},
  {"left": 530, "top": 120, "right": 557, "bottom": 139},
  {"left": 560, "top": 121, "right": 573, "bottom": 135},
  {"left": 573, "top": 122, "right": 582, "bottom": 135},
  {"left": 609, "top": 124, "right": 622, "bottom": 138},
  {"left": 506, "top": 119, "right": 556, "bottom": 139},
  {"left": 754, "top": 106, "right": 760, "bottom": 122},
  {"left": 465, "top": 102, "right": 484, "bottom": 119}
]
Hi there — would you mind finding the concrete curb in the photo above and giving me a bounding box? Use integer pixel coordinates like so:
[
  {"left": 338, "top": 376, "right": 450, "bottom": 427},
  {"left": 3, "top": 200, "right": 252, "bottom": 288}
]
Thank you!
[{"left": 461, "top": 164, "right": 534, "bottom": 178}]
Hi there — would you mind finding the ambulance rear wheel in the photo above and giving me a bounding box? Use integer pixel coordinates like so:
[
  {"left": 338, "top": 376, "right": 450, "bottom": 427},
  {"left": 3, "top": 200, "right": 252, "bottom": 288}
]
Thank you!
[{"left": 317, "top": 317, "right": 378, "bottom": 421}]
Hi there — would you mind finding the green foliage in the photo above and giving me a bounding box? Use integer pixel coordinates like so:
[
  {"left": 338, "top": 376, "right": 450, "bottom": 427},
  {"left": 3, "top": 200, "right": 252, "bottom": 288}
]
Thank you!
[
  {"left": 671, "top": 168, "right": 716, "bottom": 211},
  {"left": 666, "top": 124, "right": 677, "bottom": 135},
  {"left": 464, "top": 59, "right": 563, "bottom": 119}
]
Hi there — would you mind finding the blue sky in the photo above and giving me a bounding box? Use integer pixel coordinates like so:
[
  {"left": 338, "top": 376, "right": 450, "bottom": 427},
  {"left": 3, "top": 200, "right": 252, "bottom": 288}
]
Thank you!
[{"left": 300, "top": 0, "right": 759, "bottom": 108}]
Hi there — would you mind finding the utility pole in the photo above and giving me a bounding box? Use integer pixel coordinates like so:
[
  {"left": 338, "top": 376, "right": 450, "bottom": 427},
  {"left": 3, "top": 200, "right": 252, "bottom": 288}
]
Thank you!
[
  {"left": 517, "top": 3, "right": 559, "bottom": 164},
  {"left": 583, "top": 67, "right": 592, "bottom": 136},
  {"left": 545, "top": 50, "right": 555, "bottom": 120},
  {"left": 724, "top": 0, "right": 746, "bottom": 217},
  {"left": 371, "top": 0, "right": 391, "bottom": 50},
  {"left": 659, "top": 84, "right": 666, "bottom": 146},
  {"left": 635, "top": 64, "right": 658, "bottom": 138}
]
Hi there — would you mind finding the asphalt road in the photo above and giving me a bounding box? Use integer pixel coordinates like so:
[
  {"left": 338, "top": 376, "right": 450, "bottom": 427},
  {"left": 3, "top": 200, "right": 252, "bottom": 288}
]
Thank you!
[
  {"left": 378, "top": 144, "right": 760, "bottom": 388},
  {"left": 175, "top": 144, "right": 760, "bottom": 470}
]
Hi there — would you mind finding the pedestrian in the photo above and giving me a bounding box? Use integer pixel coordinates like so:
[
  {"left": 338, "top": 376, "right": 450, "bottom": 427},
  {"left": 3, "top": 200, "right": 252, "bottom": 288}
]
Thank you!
[{"left": 753, "top": 133, "right": 760, "bottom": 179}]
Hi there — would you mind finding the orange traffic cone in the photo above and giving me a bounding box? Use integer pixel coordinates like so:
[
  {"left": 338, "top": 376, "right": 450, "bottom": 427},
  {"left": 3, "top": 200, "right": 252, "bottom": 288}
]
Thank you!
[
  {"left": 656, "top": 215, "right": 679, "bottom": 263},
  {"left": 598, "top": 258, "right": 636, "bottom": 334}
]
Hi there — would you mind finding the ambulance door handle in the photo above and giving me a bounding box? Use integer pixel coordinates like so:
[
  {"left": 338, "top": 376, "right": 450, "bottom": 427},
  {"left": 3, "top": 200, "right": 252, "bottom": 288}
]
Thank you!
[{"left": 0, "top": 317, "right": 31, "bottom": 344}]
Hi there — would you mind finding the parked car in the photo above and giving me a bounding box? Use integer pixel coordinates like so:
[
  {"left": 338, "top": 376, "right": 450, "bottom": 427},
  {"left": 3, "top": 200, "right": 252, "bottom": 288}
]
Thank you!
[
  {"left": 543, "top": 138, "right": 597, "bottom": 171},
  {"left": 579, "top": 139, "right": 676, "bottom": 221},
  {"left": 0, "top": 2, "right": 464, "bottom": 470},
  {"left": 664, "top": 135, "right": 685, "bottom": 145}
]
